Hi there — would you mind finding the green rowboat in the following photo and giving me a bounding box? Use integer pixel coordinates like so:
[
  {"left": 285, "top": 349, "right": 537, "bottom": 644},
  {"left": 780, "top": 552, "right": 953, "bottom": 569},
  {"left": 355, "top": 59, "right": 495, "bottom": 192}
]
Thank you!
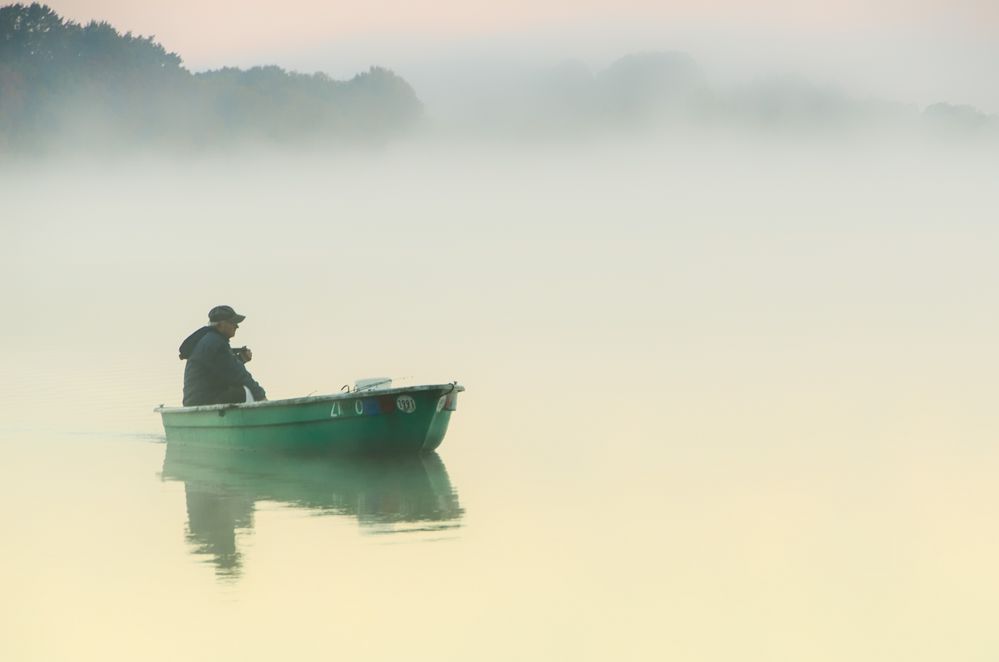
[{"left": 155, "top": 383, "right": 464, "bottom": 453}]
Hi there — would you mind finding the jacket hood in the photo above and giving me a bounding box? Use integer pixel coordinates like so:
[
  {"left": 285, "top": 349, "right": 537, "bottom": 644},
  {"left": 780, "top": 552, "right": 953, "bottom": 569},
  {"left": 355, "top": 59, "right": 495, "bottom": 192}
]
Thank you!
[{"left": 179, "top": 326, "right": 215, "bottom": 360}]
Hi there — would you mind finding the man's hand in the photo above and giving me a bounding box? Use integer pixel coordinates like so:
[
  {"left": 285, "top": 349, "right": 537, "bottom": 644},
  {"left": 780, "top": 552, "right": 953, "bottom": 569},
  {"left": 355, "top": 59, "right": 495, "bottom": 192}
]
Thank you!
[{"left": 242, "top": 348, "right": 253, "bottom": 362}]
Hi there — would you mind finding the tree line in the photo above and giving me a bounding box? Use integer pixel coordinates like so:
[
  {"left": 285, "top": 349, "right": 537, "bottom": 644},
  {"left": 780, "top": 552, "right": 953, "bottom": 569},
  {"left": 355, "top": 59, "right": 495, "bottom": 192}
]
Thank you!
[{"left": 0, "top": 3, "right": 423, "bottom": 153}]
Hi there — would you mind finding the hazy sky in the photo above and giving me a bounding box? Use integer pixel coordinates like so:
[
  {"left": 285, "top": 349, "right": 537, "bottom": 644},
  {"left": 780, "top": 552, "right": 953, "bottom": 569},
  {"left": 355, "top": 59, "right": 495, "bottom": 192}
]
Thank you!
[{"left": 48, "top": 1, "right": 999, "bottom": 111}]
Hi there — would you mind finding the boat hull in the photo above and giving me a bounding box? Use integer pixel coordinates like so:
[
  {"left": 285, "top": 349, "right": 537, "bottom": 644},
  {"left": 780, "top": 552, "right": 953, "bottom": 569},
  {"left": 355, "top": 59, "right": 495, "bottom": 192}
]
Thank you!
[{"left": 156, "top": 384, "right": 463, "bottom": 454}]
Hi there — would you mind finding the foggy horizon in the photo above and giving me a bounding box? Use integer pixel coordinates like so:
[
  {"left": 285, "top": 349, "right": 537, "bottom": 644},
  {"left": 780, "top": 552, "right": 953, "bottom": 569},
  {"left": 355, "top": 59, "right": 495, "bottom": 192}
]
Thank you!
[
  {"left": 2, "top": 3, "right": 997, "bottom": 158},
  {"left": 29, "top": 1, "right": 999, "bottom": 115}
]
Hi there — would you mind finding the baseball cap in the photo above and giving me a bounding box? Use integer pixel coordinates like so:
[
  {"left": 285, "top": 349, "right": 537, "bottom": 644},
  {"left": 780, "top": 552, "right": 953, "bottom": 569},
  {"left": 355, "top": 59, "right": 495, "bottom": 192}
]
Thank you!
[{"left": 208, "top": 305, "right": 246, "bottom": 324}]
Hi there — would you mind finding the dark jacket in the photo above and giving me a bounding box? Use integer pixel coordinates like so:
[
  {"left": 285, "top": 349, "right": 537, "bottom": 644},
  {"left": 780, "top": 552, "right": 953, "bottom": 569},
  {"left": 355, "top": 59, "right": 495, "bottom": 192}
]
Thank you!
[{"left": 179, "top": 326, "right": 266, "bottom": 406}]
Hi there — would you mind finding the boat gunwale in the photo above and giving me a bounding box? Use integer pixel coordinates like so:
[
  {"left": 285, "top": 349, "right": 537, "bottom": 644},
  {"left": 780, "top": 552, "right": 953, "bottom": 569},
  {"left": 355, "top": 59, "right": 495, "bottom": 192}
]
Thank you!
[{"left": 154, "top": 383, "right": 465, "bottom": 415}]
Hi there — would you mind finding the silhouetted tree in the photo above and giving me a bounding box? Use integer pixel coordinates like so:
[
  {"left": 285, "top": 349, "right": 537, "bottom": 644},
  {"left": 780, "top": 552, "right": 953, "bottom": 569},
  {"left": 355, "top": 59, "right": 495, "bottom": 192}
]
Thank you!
[{"left": 0, "top": 3, "right": 423, "bottom": 153}]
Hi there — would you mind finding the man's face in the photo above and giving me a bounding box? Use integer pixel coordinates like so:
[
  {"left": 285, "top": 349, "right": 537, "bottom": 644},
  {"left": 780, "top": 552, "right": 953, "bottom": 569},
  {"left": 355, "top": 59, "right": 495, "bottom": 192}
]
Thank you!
[{"left": 218, "top": 320, "right": 238, "bottom": 339}]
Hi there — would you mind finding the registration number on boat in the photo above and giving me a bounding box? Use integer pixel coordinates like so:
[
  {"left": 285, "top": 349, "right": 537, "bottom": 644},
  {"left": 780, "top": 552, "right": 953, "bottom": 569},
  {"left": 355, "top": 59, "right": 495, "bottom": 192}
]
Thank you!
[{"left": 330, "top": 396, "right": 417, "bottom": 417}]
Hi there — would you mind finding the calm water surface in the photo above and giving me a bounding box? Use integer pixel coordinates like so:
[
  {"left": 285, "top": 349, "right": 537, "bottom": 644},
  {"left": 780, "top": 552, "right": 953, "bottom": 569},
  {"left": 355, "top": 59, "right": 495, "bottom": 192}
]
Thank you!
[{"left": 3, "top": 143, "right": 998, "bottom": 660}]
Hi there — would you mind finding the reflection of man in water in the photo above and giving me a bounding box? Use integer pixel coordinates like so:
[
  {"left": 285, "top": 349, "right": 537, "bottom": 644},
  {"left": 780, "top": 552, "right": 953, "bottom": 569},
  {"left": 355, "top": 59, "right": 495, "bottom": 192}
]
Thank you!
[
  {"left": 184, "top": 483, "right": 254, "bottom": 576},
  {"left": 179, "top": 305, "right": 267, "bottom": 406}
]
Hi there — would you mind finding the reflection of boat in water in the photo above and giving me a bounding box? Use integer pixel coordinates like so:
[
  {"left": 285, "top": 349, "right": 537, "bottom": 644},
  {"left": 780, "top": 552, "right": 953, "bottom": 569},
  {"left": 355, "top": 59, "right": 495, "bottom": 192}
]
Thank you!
[
  {"left": 162, "top": 442, "right": 464, "bottom": 576},
  {"left": 155, "top": 383, "right": 464, "bottom": 453}
]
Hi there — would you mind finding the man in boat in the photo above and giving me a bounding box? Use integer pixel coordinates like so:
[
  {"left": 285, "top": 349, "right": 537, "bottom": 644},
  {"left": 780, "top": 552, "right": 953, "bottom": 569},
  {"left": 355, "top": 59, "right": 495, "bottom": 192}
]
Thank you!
[{"left": 178, "top": 305, "right": 267, "bottom": 406}]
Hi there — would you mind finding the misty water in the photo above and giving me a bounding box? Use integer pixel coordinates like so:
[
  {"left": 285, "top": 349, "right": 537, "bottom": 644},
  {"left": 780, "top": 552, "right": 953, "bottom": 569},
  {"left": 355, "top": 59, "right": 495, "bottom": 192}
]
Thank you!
[{"left": 2, "top": 139, "right": 998, "bottom": 660}]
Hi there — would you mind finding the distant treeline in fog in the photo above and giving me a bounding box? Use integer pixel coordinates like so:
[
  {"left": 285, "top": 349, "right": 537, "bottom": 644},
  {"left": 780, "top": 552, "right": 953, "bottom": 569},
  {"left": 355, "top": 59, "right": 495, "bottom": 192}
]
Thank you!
[
  {"left": 447, "top": 52, "right": 999, "bottom": 140},
  {"left": 0, "top": 3, "right": 422, "bottom": 153},
  {"left": 1, "top": 3, "right": 995, "bottom": 154}
]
